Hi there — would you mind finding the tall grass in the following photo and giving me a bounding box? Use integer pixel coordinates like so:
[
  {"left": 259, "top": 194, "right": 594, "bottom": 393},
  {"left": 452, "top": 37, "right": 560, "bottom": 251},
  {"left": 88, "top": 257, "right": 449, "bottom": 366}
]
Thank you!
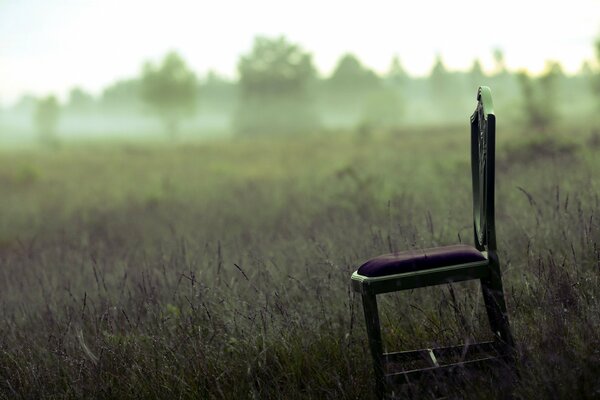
[{"left": 0, "top": 128, "right": 598, "bottom": 399}]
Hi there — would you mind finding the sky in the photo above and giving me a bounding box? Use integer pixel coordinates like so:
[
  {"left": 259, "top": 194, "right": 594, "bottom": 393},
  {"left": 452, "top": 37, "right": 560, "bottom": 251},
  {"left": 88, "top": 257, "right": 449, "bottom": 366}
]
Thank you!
[{"left": 0, "top": 0, "right": 599, "bottom": 105}]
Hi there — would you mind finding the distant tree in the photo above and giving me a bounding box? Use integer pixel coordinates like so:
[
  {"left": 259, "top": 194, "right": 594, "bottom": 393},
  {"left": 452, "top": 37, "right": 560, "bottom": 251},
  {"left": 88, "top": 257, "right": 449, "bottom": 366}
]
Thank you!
[
  {"left": 517, "top": 62, "right": 562, "bottom": 133},
  {"left": 328, "top": 53, "right": 380, "bottom": 96},
  {"left": 539, "top": 60, "right": 564, "bottom": 104},
  {"left": 468, "top": 59, "right": 485, "bottom": 91},
  {"left": 67, "top": 87, "right": 95, "bottom": 114},
  {"left": 488, "top": 48, "right": 515, "bottom": 101},
  {"left": 324, "top": 53, "right": 381, "bottom": 123},
  {"left": 429, "top": 54, "right": 459, "bottom": 115},
  {"left": 101, "top": 79, "right": 142, "bottom": 113},
  {"left": 592, "top": 39, "right": 600, "bottom": 107},
  {"left": 13, "top": 94, "right": 37, "bottom": 115},
  {"left": 579, "top": 60, "right": 592, "bottom": 78},
  {"left": 234, "top": 36, "right": 319, "bottom": 136},
  {"left": 199, "top": 70, "right": 236, "bottom": 113},
  {"left": 140, "top": 52, "right": 198, "bottom": 137},
  {"left": 492, "top": 48, "right": 507, "bottom": 75},
  {"left": 386, "top": 55, "right": 408, "bottom": 87},
  {"left": 34, "top": 95, "right": 60, "bottom": 145},
  {"left": 517, "top": 72, "right": 542, "bottom": 130},
  {"left": 430, "top": 54, "right": 449, "bottom": 91},
  {"left": 355, "top": 55, "right": 407, "bottom": 131}
]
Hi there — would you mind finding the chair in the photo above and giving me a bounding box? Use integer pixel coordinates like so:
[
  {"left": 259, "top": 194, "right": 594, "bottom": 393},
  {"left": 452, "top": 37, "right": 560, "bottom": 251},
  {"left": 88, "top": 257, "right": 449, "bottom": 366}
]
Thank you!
[{"left": 351, "top": 86, "right": 515, "bottom": 398}]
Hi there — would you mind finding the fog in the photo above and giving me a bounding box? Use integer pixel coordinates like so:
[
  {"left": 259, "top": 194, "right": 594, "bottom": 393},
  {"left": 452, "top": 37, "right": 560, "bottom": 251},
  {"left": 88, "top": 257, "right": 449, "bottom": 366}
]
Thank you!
[{"left": 0, "top": 38, "right": 598, "bottom": 147}]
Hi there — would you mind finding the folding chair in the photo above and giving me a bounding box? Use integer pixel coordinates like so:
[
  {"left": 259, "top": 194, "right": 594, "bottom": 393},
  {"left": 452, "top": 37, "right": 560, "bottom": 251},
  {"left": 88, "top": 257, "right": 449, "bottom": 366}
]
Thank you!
[{"left": 351, "top": 86, "right": 515, "bottom": 399}]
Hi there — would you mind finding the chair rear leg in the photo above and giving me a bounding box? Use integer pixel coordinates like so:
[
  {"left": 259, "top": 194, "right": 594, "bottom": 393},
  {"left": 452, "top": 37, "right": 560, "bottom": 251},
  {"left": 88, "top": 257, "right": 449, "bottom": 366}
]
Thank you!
[
  {"left": 361, "top": 292, "right": 385, "bottom": 399},
  {"left": 480, "top": 263, "right": 515, "bottom": 352}
]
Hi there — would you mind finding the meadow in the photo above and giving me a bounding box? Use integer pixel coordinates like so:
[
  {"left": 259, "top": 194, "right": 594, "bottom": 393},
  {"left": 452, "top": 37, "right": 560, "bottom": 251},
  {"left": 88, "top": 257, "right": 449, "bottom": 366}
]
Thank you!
[{"left": 0, "top": 126, "right": 598, "bottom": 399}]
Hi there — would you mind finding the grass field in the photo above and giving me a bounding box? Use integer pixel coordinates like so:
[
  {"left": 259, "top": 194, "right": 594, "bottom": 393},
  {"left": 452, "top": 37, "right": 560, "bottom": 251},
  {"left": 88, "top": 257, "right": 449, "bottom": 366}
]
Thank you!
[{"left": 0, "top": 127, "right": 599, "bottom": 399}]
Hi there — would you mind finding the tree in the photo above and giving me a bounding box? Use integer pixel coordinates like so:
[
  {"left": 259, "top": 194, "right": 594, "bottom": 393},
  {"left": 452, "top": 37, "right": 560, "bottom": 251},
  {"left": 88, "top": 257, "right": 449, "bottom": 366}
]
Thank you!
[
  {"left": 12, "top": 94, "right": 36, "bottom": 116},
  {"left": 539, "top": 60, "right": 563, "bottom": 106},
  {"left": 517, "top": 62, "right": 562, "bottom": 133},
  {"left": 592, "top": 39, "right": 600, "bottom": 107},
  {"left": 468, "top": 59, "right": 485, "bottom": 91},
  {"left": 492, "top": 48, "right": 507, "bottom": 75},
  {"left": 34, "top": 95, "right": 60, "bottom": 145},
  {"left": 140, "top": 52, "right": 198, "bottom": 137},
  {"left": 324, "top": 53, "right": 381, "bottom": 123},
  {"left": 67, "top": 87, "right": 95, "bottom": 114},
  {"left": 356, "top": 55, "right": 407, "bottom": 132},
  {"left": 101, "top": 79, "right": 143, "bottom": 113},
  {"left": 198, "top": 70, "right": 236, "bottom": 113},
  {"left": 429, "top": 54, "right": 450, "bottom": 92},
  {"left": 328, "top": 53, "right": 380, "bottom": 96},
  {"left": 579, "top": 60, "right": 592, "bottom": 78},
  {"left": 428, "top": 54, "right": 458, "bottom": 115},
  {"left": 326, "top": 54, "right": 381, "bottom": 108},
  {"left": 387, "top": 55, "right": 407, "bottom": 86},
  {"left": 234, "top": 36, "right": 319, "bottom": 136}
]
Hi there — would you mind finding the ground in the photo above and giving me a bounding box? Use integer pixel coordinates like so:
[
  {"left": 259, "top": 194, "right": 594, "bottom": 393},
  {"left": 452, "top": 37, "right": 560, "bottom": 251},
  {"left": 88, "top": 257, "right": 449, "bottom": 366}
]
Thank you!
[{"left": 0, "top": 127, "right": 598, "bottom": 399}]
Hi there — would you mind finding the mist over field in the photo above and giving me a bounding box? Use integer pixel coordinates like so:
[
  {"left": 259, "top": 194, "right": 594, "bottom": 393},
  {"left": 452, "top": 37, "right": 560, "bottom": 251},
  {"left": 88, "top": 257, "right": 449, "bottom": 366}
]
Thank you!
[{"left": 0, "top": 44, "right": 599, "bottom": 144}]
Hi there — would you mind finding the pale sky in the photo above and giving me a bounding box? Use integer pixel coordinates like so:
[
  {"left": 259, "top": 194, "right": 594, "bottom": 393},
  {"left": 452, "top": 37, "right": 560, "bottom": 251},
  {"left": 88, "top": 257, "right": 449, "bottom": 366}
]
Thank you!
[{"left": 1, "top": 0, "right": 599, "bottom": 105}]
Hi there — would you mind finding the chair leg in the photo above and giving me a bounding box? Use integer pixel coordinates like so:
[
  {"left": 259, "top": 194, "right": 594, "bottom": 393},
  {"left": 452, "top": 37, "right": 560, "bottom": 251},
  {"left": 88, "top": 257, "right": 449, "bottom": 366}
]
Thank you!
[
  {"left": 361, "top": 292, "right": 385, "bottom": 399},
  {"left": 480, "top": 255, "right": 515, "bottom": 353}
]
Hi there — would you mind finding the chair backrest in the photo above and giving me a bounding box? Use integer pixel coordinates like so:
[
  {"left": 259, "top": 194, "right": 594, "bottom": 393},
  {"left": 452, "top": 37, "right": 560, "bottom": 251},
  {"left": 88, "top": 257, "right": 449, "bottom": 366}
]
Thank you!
[{"left": 471, "top": 86, "right": 497, "bottom": 253}]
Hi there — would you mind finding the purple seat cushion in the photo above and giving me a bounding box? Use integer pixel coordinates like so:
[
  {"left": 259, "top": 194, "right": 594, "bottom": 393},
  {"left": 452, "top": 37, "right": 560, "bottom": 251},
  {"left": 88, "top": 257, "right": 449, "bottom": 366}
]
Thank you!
[{"left": 357, "top": 244, "right": 486, "bottom": 278}]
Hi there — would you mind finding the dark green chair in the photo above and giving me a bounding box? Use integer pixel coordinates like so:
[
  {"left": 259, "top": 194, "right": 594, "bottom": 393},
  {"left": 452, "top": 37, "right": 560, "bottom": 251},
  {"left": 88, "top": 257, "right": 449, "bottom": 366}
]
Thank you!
[{"left": 351, "top": 86, "right": 515, "bottom": 398}]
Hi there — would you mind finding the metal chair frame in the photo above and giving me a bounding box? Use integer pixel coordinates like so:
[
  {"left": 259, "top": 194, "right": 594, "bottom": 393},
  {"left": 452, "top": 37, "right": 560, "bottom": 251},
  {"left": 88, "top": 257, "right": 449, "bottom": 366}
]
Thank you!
[{"left": 351, "top": 86, "right": 515, "bottom": 398}]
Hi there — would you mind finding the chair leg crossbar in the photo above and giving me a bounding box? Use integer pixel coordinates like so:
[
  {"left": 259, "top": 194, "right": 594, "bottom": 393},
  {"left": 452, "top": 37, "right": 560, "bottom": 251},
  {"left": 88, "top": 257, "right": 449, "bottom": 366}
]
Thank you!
[{"left": 383, "top": 341, "right": 506, "bottom": 385}]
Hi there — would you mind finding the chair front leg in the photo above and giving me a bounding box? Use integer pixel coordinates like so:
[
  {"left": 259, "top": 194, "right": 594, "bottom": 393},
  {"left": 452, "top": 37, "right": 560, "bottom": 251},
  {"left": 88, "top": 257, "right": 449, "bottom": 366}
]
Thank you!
[{"left": 361, "top": 291, "right": 386, "bottom": 399}]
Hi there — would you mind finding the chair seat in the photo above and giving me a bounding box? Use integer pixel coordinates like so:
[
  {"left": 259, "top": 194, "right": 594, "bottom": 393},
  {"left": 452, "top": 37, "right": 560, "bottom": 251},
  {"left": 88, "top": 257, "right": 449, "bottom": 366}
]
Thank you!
[{"left": 357, "top": 244, "right": 487, "bottom": 278}]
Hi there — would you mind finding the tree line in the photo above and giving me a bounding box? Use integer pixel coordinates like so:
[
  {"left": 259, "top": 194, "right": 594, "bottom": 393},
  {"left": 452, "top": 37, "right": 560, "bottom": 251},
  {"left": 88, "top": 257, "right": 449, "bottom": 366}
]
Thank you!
[{"left": 10, "top": 36, "right": 600, "bottom": 141}]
